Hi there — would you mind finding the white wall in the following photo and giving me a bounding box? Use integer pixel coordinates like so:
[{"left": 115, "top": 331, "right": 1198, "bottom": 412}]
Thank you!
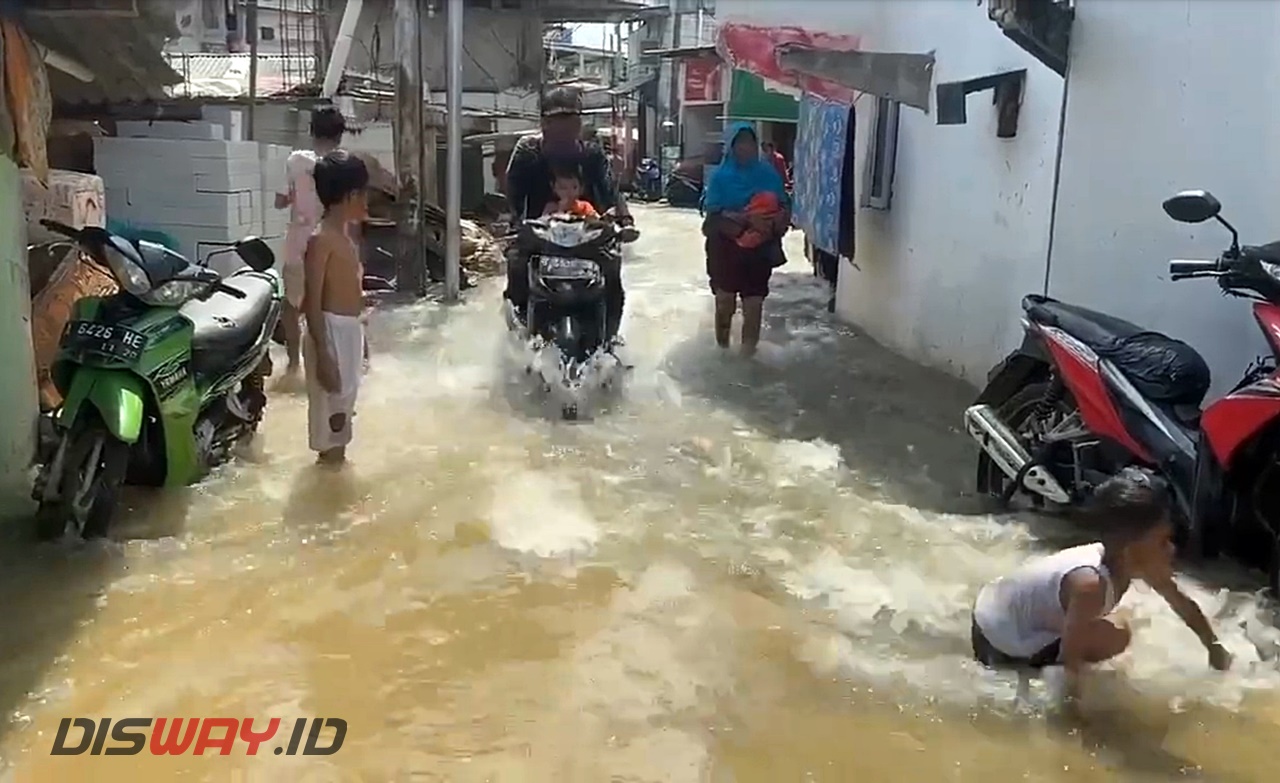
[
  {"left": 0, "top": 156, "right": 37, "bottom": 512},
  {"left": 1047, "top": 0, "right": 1280, "bottom": 398},
  {"left": 721, "top": 0, "right": 1063, "bottom": 384}
]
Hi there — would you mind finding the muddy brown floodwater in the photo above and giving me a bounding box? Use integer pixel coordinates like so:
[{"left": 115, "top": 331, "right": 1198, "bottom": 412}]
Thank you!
[{"left": 0, "top": 205, "right": 1279, "bottom": 782}]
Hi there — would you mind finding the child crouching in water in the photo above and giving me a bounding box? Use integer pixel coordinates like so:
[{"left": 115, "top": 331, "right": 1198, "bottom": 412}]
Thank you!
[
  {"left": 303, "top": 151, "right": 369, "bottom": 465},
  {"left": 971, "top": 467, "right": 1232, "bottom": 708}
]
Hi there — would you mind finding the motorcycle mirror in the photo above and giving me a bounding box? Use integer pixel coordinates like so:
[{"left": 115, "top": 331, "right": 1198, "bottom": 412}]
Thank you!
[
  {"left": 1162, "top": 190, "right": 1222, "bottom": 224},
  {"left": 234, "top": 237, "right": 275, "bottom": 272}
]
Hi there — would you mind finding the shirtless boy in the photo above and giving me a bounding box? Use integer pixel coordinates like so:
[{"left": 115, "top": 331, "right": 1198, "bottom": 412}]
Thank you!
[
  {"left": 303, "top": 151, "right": 369, "bottom": 465},
  {"left": 972, "top": 467, "right": 1232, "bottom": 706}
]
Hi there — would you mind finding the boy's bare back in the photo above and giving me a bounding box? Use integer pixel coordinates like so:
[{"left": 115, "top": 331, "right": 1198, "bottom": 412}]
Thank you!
[{"left": 303, "top": 225, "right": 363, "bottom": 318}]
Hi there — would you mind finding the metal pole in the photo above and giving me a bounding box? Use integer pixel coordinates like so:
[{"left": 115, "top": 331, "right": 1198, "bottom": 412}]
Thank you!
[
  {"left": 246, "top": 0, "right": 259, "bottom": 140},
  {"left": 322, "top": 0, "right": 364, "bottom": 98},
  {"left": 444, "top": 0, "right": 463, "bottom": 302},
  {"left": 393, "top": 0, "right": 425, "bottom": 295}
]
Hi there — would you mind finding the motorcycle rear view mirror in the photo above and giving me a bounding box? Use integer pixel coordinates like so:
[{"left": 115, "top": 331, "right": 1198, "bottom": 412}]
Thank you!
[
  {"left": 1162, "top": 190, "right": 1222, "bottom": 224},
  {"left": 234, "top": 237, "right": 275, "bottom": 272}
]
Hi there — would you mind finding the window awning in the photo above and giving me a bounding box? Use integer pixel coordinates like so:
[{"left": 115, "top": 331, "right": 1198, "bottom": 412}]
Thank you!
[
  {"left": 776, "top": 46, "right": 936, "bottom": 113},
  {"left": 649, "top": 45, "right": 718, "bottom": 59},
  {"left": 717, "top": 23, "right": 862, "bottom": 105},
  {"left": 725, "top": 69, "right": 798, "bottom": 123}
]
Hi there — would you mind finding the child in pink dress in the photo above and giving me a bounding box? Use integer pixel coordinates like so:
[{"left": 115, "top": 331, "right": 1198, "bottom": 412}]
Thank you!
[{"left": 275, "top": 107, "right": 346, "bottom": 376}]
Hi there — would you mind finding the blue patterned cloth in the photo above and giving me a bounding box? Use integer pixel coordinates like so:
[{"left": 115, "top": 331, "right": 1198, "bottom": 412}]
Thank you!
[{"left": 793, "top": 94, "right": 851, "bottom": 256}]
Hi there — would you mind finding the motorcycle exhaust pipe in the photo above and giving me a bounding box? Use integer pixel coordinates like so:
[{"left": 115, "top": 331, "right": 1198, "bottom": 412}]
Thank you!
[{"left": 964, "top": 404, "right": 1071, "bottom": 504}]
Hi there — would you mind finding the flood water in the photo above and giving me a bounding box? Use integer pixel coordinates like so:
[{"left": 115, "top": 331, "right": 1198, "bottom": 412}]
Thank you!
[{"left": 2, "top": 205, "right": 1280, "bottom": 781}]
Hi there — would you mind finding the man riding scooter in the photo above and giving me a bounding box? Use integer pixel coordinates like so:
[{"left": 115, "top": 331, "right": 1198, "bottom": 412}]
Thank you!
[{"left": 504, "top": 86, "right": 636, "bottom": 346}]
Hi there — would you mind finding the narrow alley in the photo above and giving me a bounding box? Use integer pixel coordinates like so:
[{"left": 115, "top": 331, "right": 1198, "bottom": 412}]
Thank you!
[{"left": 1, "top": 206, "right": 1279, "bottom": 781}]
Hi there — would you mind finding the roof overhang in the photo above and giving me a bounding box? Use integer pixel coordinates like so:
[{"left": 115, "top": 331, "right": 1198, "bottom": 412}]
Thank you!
[
  {"left": 775, "top": 45, "right": 936, "bottom": 112},
  {"left": 607, "top": 70, "right": 657, "bottom": 96},
  {"left": 23, "top": 0, "right": 182, "bottom": 107},
  {"left": 650, "top": 45, "right": 718, "bottom": 60}
]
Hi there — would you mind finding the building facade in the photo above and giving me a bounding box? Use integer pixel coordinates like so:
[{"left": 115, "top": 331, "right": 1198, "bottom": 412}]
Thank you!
[{"left": 717, "top": 0, "right": 1277, "bottom": 399}]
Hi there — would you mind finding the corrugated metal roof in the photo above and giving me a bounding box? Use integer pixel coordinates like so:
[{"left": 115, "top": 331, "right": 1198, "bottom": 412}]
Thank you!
[
  {"left": 164, "top": 53, "right": 318, "bottom": 98},
  {"left": 607, "top": 70, "right": 656, "bottom": 95},
  {"left": 24, "top": 3, "right": 182, "bottom": 106}
]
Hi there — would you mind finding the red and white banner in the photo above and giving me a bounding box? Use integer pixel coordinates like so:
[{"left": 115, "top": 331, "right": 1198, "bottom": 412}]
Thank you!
[
  {"left": 716, "top": 23, "right": 863, "bottom": 105},
  {"left": 682, "top": 57, "right": 723, "bottom": 104}
]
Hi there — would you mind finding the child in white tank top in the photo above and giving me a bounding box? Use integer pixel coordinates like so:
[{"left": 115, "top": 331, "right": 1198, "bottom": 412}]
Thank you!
[{"left": 970, "top": 468, "right": 1232, "bottom": 704}]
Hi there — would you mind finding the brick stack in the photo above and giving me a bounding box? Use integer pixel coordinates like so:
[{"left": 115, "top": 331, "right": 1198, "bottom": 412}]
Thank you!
[{"left": 93, "top": 122, "right": 290, "bottom": 277}]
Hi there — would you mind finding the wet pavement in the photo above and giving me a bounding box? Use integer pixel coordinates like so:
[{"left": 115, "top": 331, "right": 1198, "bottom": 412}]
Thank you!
[{"left": 0, "top": 204, "right": 1279, "bottom": 781}]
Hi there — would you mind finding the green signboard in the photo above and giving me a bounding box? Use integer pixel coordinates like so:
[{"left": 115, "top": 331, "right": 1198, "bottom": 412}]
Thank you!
[{"left": 725, "top": 69, "right": 799, "bottom": 123}]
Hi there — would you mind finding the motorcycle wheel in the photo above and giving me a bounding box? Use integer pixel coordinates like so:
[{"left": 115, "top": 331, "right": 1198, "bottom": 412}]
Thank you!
[
  {"left": 979, "top": 381, "right": 1076, "bottom": 506},
  {"left": 35, "top": 417, "right": 129, "bottom": 541}
]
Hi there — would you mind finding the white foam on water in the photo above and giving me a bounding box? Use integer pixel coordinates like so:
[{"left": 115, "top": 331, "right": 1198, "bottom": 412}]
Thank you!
[
  {"left": 486, "top": 470, "right": 601, "bottom": 558},
  {"left": 765, "top": 438, "right": 842, "bottom": 486}
]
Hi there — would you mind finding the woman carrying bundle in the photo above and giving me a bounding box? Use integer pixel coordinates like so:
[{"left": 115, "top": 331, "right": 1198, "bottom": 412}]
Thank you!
[{"left": 701, "top": 122, "right": 791, "bottom": 355}]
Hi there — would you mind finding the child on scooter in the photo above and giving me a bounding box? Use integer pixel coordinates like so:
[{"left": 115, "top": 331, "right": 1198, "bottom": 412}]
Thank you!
[{"left": 543, "top": 164, "right": 599, "bottom": 219}]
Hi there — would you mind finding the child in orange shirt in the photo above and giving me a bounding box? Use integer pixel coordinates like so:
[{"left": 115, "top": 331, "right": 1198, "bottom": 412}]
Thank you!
[
  {"left": 735, "top": 191, "right": 784, "bottom": 249},
  {"left": 543, "top": 164, "right": 600, "bottom": 218}
]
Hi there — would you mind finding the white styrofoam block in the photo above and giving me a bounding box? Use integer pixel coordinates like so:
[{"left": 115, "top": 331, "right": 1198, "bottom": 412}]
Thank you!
[
  {"left": 115, "top": 121, "right": 226, "bottom": 141},
  {"left": 95, "top": 137, "right": 261, "bottom": 163},
  {"left": 201, "top": 106, "right": 246, "bottom": 141},
  {"left": 192, "top": 156, "right": 260, "bottom": 178},
  {"left": 110, "top": 186, "right": 252, "bottom": 214},
  {"left": 105, "top": 200, "right": 256, "bottom": 231},
  {"left": 24, "top": 169, "right": 106, "bottom": 242},
  {"left": 194, "top": 171, "right": 262, "bottom": 193}
]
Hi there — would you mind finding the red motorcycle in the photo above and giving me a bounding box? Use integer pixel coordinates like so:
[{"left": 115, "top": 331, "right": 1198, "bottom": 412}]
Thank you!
[{"left": 965, "top": 190, "right": 1280, "bottom": 590}]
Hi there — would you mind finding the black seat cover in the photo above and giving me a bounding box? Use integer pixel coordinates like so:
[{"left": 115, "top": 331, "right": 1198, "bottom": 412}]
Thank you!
[
  {"left": 180, "top": 269, "right": 276, "bottom": 380},
  {"left": 1022, "top": 294, "right": 1211, "bottom": 406},
  {"left": 1245, "top": 241, "right": 1280, "bottom": 263}
]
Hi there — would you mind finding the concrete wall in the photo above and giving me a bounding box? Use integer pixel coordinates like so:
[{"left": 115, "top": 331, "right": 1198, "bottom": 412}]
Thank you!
[
  {"left": 345, "top": 2, "right": 542, "bottom": 93},
  {"left": 719, "top": 0, "right": 1064, "bottom": 386},
  {"left": 169, "top": 0, "right": 320, "bottom": 56},
  {"left": 0, "top": 155, "right": 38, "bottom": 511},
  {"left": 1046, "top": 0, "right": 1280, "bottom": 398}
]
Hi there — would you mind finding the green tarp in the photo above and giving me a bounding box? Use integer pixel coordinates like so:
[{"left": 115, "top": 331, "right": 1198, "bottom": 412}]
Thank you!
[{"left": 725, "top": 69, "right": 799, "bottom": 123}]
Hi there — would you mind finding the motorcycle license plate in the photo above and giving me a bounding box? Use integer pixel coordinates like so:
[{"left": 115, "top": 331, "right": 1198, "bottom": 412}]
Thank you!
[
  {"left": 540, "top": 256, "right": 598, "bottom": 278},
  {"left": 63, "top": 321, "right": 147, "bottom": 362}
]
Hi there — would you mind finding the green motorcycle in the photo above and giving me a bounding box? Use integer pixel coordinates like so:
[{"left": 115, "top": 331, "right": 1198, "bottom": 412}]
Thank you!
[{"left": 33, "top": 220, "right": 283, "bottom": 540}]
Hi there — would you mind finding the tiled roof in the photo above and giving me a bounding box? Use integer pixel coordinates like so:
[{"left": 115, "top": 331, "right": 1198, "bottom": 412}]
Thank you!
[
  {"left": 24, "top": 3, "right": 182, "bottom": 106},
  {"left": 164, "top": 53, "right": 319, "bottom": 99}
]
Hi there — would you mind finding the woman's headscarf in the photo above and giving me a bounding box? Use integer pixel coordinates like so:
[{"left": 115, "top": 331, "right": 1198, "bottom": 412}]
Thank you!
[{"left": 702, "top": 122, "right": 788, "bottom": 213}]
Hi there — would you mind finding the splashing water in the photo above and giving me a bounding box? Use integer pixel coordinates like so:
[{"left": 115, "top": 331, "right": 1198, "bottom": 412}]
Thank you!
[{"left": 0, "top": 205, "right": 1277, "bottom": 781}]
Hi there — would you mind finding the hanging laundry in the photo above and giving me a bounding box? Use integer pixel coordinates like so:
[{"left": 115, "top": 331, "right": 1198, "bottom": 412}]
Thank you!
[{"left": 792, "top": 93, "right": 851, "bottom": 257}]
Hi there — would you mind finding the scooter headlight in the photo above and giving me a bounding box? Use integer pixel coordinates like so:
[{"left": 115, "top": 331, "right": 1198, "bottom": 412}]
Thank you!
[
  {"left": 102, "top": 243, "right": 152, "bottom": 295},
  {"left": 138, "top": 279, "right": 210, "bottom": 307},
  {"left": 1263, "top": 261, "right": 1280, "bottom": 283}
]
